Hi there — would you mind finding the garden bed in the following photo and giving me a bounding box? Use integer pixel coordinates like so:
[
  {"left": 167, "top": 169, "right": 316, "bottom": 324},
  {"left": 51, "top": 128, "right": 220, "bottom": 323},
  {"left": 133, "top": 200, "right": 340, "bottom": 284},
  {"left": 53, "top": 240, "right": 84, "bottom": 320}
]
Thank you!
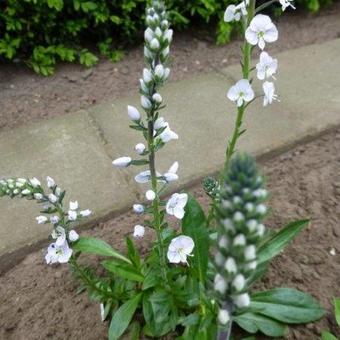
[{"left": 0, "top": 126, "right": 339, "bottom": 340}]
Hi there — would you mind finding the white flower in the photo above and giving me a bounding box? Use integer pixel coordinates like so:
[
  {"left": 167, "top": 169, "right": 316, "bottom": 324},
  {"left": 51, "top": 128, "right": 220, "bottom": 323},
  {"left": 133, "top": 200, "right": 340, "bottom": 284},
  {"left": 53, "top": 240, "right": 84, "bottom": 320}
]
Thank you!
[
  {"left": 51, "top": 226, "right": 66, "bottom": 246},
  {"left": 234, "top": 211, "right": 244, "bottom": 222},
  {"left": 245, "top": 14, "right": 278, "bottom": 50},
  {"left": 141, "top": 95, "right": 152, "bottom": 109},
  {"left": 263, "top": 81, "right": 278, "bottom": 107},
  {"left": 69, "top": 230, "right": 79, "bottom": 242},
  {"left": 233, "top": 234, "right": 246, "bottom": 246},
  {"left": 256, "top": 52, "right": 278, "bottom": 80},
  {"left": 224, "top": 1, "right": 247, "bottom": 22},
  {"left": 80, "top": 209, "right": 92, "bottom": 217},
  {"left": 166, "top": 193, "right": 188, "bottom": 219},
  {"left": 50, "top": 215, "right": 60, "bottom": 224},
  {"left": 36, "top": 215, "right": 48, "bottom": 224},
  {"left": 21, "top": 189, "right": 31, "bottom": 195},
  {"left": 163, "top": 161, "right": 179, "bottom": 182},
  {"left": 45, "top": 241, "right": 73, "bottom": 264},
  {"left": 232, "top": 274, "right": 246, "bottom": 291},
  {"left": 218, "top": 309, "right": 231, "bottom": 325},
  {"left": 143, "top": 68, "right": 153, "bottom": 84},
  {"left": 247, "top": 219, "right": 258, "bottom": 232},
  {"left": 68, "top": 210, "right": 78, "bottom": 221},
  {"left": 152, "top": 93, "right": 162, "bottom": 103},
  {"left": 134, "top": 143, "right": 146, "bottom": 155},
  {"left": 280, "top": 0, "right": 296, "bottom": 11},
  {"left": 135, "top": 170, "right": 152, "bottom": 184},
  {"left": 133, "top": 204, "right": 144, "bottom": 214},
  {"left": 144, "top": 27, "right": 154, "bottom": 42},
  {"left": 227, "top": 79, "right": 254, "bottom": 107},
  {"left": 233, "top": 293, "right": 250, "bottom": 308},
  {"left": 34, "top": 193, "right": 43, "bottom": 200},
  {"left": 257, "top": 223, "right": 265, "bottom": 236},
  {"left": 146, "top": 190, "right": 156, "bottom": 201},
  {"left": 218, "top": 236, "right": 229, "bottom": 249},
  {"left": 140, "top": 78, "right": 149, "bottom": 92},
  {"left": 154, "top": 27, "right": 162, "bottom": 38},
  {"left": 214, "top": 274, "right": 227, "bottom": 294},
  {"left": 159, "top": 125, "right": 178, "bottom": 143},
  {"left": 46, "top": 176, "right": 55, "bottom": 188},
  {"left": 167, "top": 235, "right": 194, "bottom": 265},
  {"left": 69, "top": 201, "right": 78, "bottom": 211},
  {"left": 112, "top": 156, "right": 132, "bottom": 168},
  {"left": 127, "top": 105, "right": 141, "bottom": 121},
  {"left": 30, "top": 177, "right": 41, "bottom": 188},
  {"left": 133, "top": 225, "right": 145, "bottom": 238}
]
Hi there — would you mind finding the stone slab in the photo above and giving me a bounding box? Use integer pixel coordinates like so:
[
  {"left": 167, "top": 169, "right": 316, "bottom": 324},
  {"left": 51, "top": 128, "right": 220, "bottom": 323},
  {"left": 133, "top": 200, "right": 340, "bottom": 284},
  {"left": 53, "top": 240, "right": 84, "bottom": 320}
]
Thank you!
[{"left": 0, "top": 112, "right": 136, "bottom": 258}]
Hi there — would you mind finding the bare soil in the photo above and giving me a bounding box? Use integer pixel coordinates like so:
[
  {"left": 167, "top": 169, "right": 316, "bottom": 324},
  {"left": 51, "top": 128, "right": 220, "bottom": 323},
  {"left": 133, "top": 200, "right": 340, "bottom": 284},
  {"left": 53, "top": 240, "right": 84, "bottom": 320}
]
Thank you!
[
  {"left": 1, "top": 4, "right": 340, "bottom": 131},
  {"left": 0, "top": 126, "right": 339, "bottom": 340}
]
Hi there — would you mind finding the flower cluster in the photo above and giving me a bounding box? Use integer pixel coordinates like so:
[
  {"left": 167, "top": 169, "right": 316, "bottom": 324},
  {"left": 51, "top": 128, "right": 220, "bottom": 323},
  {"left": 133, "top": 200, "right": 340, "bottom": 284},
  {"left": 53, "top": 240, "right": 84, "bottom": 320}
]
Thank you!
[
  {"left": 111, "top": 0, "right": 193, "bottom": 265},
  {"left": 0, "top": 176, "right": 91, "bottom": 264},
  {"left": 226, "top": 1, "right": 295, "bottom": 108},
  {"left": 213, "top": 154, "right": 268, "bottom": 325}
]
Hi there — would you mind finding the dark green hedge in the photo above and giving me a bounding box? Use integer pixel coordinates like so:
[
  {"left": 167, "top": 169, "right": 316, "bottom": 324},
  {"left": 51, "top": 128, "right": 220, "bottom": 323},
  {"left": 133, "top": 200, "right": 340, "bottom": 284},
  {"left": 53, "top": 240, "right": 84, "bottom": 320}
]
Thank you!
[{"left": 0, "top": 0, "right": 333, "bottom": 75}]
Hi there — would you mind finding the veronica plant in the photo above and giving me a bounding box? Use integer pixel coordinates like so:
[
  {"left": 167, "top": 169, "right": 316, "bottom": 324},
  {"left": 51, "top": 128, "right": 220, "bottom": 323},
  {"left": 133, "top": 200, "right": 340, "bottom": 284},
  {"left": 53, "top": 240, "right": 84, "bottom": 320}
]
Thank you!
[{"left": 0, "top": 0, "right": 326, "bottom": 339}]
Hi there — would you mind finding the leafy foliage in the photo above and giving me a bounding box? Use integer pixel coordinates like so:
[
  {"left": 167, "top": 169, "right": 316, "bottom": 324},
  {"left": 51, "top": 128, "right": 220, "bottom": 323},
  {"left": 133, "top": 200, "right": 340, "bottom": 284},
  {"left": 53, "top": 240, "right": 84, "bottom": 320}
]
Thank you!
[{"left": 0, "top": 0, "right": 334, "bottom": 74}]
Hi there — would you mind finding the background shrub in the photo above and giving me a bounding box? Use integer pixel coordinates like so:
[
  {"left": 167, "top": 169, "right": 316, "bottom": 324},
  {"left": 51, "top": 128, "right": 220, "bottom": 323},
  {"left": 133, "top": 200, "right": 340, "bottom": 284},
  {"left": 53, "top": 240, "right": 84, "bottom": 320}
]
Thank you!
[{"left": 0, "top": 0, "right": 334, "bottom": 75}]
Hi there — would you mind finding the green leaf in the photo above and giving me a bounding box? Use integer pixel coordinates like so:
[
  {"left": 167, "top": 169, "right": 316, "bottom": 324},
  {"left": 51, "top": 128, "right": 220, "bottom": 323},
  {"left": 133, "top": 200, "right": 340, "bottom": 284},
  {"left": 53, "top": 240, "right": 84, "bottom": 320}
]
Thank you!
[
  {"left": 250, "top": 288, "right": 325, "bottom": 324},
  {"left": 334, "top": 298, "right": 340, "bottom": 326},
  {"left": 126, "top": 237, "right": 141, "bottom": 269},
  {"left": 108, "top": 293, "right": 142, "bottom": 340},
  {"left": 321, "top": 331, "right": 338, "bottom": 340},
  {"left": 257, "top": 219, "right": 309, "bottom": 264},
  {"left": 182, "top": 195, "right": 209, "bottom": 282},
  {"left": 234, "top": 312, "right": 287, "bottom": 337},
  {"left": 73, "top": 237, "right": 130, "bottom": 263},
  {"left": 130, "top": 159, "right": 149, "bottom": 166},
  {"left": 102, "top": 260, "right": 144, "bottom": 282}
]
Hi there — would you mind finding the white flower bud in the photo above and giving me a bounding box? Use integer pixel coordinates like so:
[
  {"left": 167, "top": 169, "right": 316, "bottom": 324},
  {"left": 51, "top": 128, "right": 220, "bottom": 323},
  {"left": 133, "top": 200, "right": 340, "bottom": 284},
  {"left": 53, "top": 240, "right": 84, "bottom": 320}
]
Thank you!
[
  {"left": 112, "top": 156, "right": 132, "bottom": 168},
  {"left": 69, "top": 201, "right": 78, "bottom": 211},
  {"left": 150, "top": 38, "right": 160, "bottom": 50},
  {"left": 16, "top": 181, "right": 24, "bottom": 188},
  {"left": 233, "top": 234, "right": 246, "bottom": 247},
  {"left": 152, "top": 93, "right": 162, "bottom": 103},
  {"left": 69, "top": 230, "right": 79, "bottom": 242},
  {"left": 233, "top": 196, "right": 242, "bottom": 204},
  {"left": 141, "top": 95, "right": 152, "bottom": 109},
  {"left": 55, "top": 187, "right": 62, "bottom": 196},
  {"left": 48, "top": 193, "right": 58, "bottom": 203},
  {"left": 154, "top": 27, "right": 162, "bottom": 38},
  {"left": 139, "top": 79, "right": 149, "bottom": 93},
  {"left": 30, "top": 177, "right": 41, "bottom": 188},
  {"left": 164, "top": 67, "right": 171, "bottom": 80},
  {"left": 34, "top": 193, "right": 43, "bottom": 200},
  {"left": 244, "top": 245, "right": 256, "bottom": 260},
  {"left": 154, "top": 64, "right": 165, "bottom": 79},
  {"left": 215, "top": 252, "right": 225, "bottom": 267},
  {"left": 218, "top": 309, "right": 230, "bottom": 325},
  {"left": 46, "top": 176, "right": 55, "bottom": 188},
  {"left": 214, "top": 274, "right": 227, "bottom": 294},
  {"left": 164, "top": 29, "right": 173, "bottom": 43},
  {"left": 161, "top": 46, "right": 170, "bottom": 58},
  {"left": 246, "top": 219, "right": 258, "bottom": 232},
  {"left": 17, "top": 178, "right": 26, "bottom": 184},
  {"left": 218, "top": 236, "right": 229, "bottom": 249},
  {"left": 133, "top": 225, "right": 145, "bottom": 238},
  {"left": 161, "top": 19, "right": 169, "bottom": 28},
  {"left": 134, "top": 143, "right": 146, "bottom": 155},
  {"left": 144, "top": 27, "right": 154, "bottom": 42},
  {"left": 245, "top": 202, "right": 255, "bottom": 212},
  {"left": 256, "top": 204, "right": 267, "bottom": 215},
  {"left": 257, "top": 223, "right": 265, "bottom": 236},
  {"left": 127, "top": 105, "right": 141, "bottom": 121},
  {"left": 36, "top": 216, "right": 48, "bottom": 224},
  {"left": 133, "top": 204, "right": 144, "bottom": 214},
  {"left": 13, "top": 189, "right": 20, "bottom": 194},
  {"left": 144, "top": 46, "right": 153, "bottom": 59},
  {"left": 246, "top": 260, "right": 257, "bottom": 270},
  {"left": 21, "top": 188, "right": 31, "bottom": 195},
  {"left": 222, "top": 218, "right": 235, "bottom": 232},
  {"left": 233, "top": 293, "right": 250, "bottom": 308},
  {"left": 146, "top": 190, "right": 156, "bottom": 201},
  {"left": 253, "top": 188, "right": 267, "bottom": 198},
  {"left": 222, "top": 200, "right": 232, "bottom": 209},
  {"left": 232, "top": 274, "right": 246, "bottom": 291},
  {"left": 146, "top": 15, "right": 153, "bottom": 25},
  {"left": 143, "top": 68, "right": 153, "bottom": 84},
  {"left": 80, "top": 209, "right": 92, "bottom": 217},
  {"left": 233, "top": 211, "right": 244, "bottom": 222},
  {"left": 68, "top": 210, "right": 77, "bottom": 221},
  {"left": 225, "top": 257, "right": 237, "bottom": 274}
]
